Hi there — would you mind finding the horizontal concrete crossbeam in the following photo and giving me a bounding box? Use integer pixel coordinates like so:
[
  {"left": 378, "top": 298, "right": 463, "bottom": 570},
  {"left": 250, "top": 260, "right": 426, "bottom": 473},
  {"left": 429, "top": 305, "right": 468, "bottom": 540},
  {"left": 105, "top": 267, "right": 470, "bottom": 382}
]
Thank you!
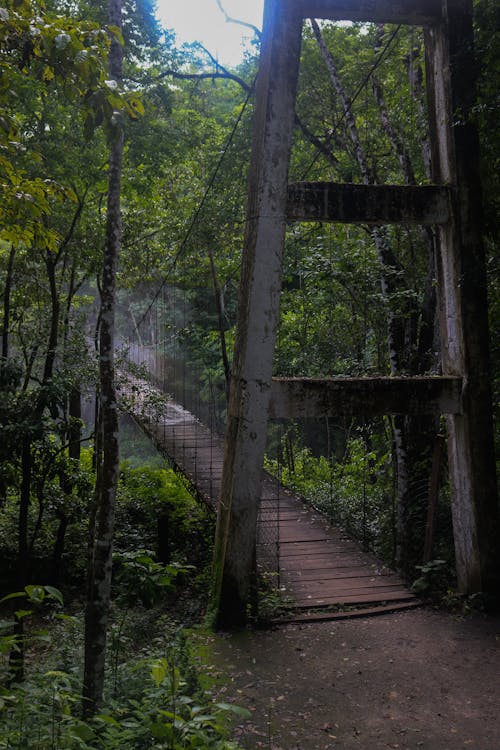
[
  {"left": 286, "top": 182, "right": 451, "bottom": 225},
  {"left": 269, "top": 376, "right": 463, "bottom": 417},
  {"left": 295, "top": 0, "right": 441, "bottom": 26}
]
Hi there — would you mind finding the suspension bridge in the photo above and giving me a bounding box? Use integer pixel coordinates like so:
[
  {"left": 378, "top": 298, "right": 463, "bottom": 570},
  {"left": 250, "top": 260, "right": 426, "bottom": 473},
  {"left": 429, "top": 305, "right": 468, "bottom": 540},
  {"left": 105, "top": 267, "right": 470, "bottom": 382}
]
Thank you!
[
  {"left": 121, "top": 365, "right": 418, "bottom": 622},
  {"left": 117, "top": 0, "right": 498, "bottom": 625}
]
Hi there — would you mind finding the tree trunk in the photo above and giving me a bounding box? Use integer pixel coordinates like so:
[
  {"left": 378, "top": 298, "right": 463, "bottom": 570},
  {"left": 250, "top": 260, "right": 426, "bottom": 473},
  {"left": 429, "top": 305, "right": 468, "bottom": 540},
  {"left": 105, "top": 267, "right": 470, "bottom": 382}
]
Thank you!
[
  {"left": 83, "top": 0, "right": 123, "bottom": 716},
  {"left": 208, "top": 247, "right": 231, "bottom": 399},
  {"left": 1, "top": 244, "right": 16, "bottom": 363},
  {"left": 8, "top": 437, "right": 32, "bottom": 682},
  {"left": 51, "top": 385, "right": 82, "bottom": 583},
  {"left": 311, "top": 20, "right": 440, "bottom": 576},
  {"left": 43, "top": 251, "right": 60, "bottom": 389},
  {"left": 157, "top": 511, "right": 170, "bottom": 565},
  {"left": 371, "top": 52, "right": 441, "bottom": 575}
]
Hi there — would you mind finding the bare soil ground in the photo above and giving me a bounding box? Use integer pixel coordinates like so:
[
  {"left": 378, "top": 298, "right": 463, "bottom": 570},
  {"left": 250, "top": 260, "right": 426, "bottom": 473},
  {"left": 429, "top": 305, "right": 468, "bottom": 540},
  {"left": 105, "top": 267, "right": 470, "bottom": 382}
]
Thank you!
[{"left": 205, "top": 607, "right": 500, "bottom": 750}]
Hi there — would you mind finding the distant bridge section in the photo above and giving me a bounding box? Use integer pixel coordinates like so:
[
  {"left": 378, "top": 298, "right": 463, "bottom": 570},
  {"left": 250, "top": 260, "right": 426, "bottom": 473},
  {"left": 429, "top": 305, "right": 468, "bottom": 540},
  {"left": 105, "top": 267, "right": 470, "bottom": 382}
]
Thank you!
[{"left": 120, "top": 370, "right": 418, "bottom": 622}]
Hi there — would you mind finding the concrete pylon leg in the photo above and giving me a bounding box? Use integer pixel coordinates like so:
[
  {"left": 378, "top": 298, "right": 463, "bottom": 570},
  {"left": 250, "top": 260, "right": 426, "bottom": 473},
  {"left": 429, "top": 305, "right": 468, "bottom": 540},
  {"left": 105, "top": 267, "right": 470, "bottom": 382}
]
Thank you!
[
  {"left": 211, "top": 0, "right": 499, "bottom": 630},
  {"left": 211, "top": 0, "right": 303, "bottom": 628},
  {"left": 424, "top": 1, "right": 499, "bottom": 595}
]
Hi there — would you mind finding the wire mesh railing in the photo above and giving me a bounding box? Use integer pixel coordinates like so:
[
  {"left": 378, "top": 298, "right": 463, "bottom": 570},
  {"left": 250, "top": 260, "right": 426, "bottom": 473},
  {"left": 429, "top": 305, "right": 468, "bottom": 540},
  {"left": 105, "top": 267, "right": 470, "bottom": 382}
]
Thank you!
[{"left": 118, "top": 284, "right": 283, "bottom": 588}]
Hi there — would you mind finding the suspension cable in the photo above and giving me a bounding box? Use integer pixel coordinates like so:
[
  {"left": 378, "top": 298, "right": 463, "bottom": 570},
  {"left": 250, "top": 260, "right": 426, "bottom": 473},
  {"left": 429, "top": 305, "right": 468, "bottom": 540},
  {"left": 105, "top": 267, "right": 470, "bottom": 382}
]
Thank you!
[
  {"left": 138, "top": 76, "right": 256, "bottom": 328},
  {"left": 299, "top": 23, "right": 402, "bottom": 179}
]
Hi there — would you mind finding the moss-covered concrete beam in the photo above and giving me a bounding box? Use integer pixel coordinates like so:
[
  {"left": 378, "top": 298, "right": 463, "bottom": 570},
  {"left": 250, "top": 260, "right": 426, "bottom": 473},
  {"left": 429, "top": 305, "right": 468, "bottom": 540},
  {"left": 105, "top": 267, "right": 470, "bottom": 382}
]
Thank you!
[
  {"left": 286, "top": 183, "right": 451, "bottom": 225},
  {"left": 269, "top": 376, "right": 463, "bottom": 418},
  {"left": 296, "top": 0, "right": 441, "bottom": 26}
]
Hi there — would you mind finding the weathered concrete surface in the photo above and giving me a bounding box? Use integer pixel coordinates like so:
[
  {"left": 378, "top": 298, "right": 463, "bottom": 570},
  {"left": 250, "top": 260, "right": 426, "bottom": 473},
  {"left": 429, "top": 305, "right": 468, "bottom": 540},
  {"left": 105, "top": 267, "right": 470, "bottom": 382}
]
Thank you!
[
  {"left": 295, "top": 0, "right": 442, "bottom": 25},
  {"left": 213, "top": 0, "right": 499, "bottom": 629},
  {"left": 269, "top": 376, "right": 463, "bottom": 418},
  {"left": 286, "top": 182, "right": 451, "bottom": 225},
  {"left": 212, "top": 0, "right": 304, "bottom": 628},
  {"left": 425, "top": 3, "right": 499, "bottom": 595}
]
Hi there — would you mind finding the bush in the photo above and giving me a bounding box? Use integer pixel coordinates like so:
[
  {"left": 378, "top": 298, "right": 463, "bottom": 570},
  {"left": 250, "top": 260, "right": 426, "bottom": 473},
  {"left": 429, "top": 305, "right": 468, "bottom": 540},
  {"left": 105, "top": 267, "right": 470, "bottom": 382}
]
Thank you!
[
  {"left": 0, "top": 605, "right": 247, "bottom": 750},
  {"left": 115, "top": 464, "right": 212, "bottom": 572}
]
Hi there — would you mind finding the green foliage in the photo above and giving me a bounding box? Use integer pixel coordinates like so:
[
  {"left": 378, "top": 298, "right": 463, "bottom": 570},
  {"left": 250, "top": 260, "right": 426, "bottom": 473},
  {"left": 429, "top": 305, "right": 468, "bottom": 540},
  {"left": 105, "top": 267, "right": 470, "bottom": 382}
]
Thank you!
[
  {"left": 0, "top": 0, "right": 111, "bottom": 250},
  {"left": 257, "top": 575, "right": 294, "bottom": 623},
  {"left": 93, "top": 654, "right": 248, "bottom": 749},
  {"left": 0, "top": 614, "right": 246, "bottom": 750},
  {"left": 0, "top": 585, "right": 64, "bottom": 682},
  {"left": 411, "top": 559, "right": 449, "bottom": 596},
  {"left": 115, "top": 463, "right": 211, "bottom": 566},
  {"left": 1, "top": 584, "right": 63, "bottom": 609},
  {"left": 0, "top": 443, "right": 93, "bottom": 576},
  {"left": 113, "top": 550, "right": 189, "bottom": 608}
]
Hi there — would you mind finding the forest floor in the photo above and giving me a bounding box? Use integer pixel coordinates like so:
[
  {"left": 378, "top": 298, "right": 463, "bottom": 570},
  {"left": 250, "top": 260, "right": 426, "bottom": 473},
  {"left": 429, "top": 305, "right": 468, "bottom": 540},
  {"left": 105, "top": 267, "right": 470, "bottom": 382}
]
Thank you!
[{"left": 200, "top": 606, "right": 500, "bottom": 750}]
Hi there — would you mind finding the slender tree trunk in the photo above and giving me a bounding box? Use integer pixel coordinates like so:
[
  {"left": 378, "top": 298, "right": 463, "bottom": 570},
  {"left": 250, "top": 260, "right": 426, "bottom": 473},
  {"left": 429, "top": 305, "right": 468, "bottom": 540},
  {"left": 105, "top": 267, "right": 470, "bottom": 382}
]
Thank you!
[
  {"left": 1, "top": 244, "right": 16, "bottom": 363},
  {"left": 311, "top": 20, "right": 440, "bottom": 576},
  {"left": 52, "top": 384, "right": 82, "bottom": 583},
  {"left": 0, "top": 245, "right": 16, "bottom": 503},
  {"left": 371, "top": 50, "right": 442, "bottom": 574},
  {"left": 43, "top": 252, "right": 60, "bottom": 388},
  {"left": 310, "top": 21, "right": 405, "bottom": 372},
  {"left": 8, "top": 437, "right": 32, "bottom": 682},
  {"left": 83, "top": 0, "right": 123, "bottom": 716},
  {"left": 208, "top": 248, "right": 231, "bottom": 399},
  {"left": 9, "top": 243, "right": 64, "bottom": 675}
]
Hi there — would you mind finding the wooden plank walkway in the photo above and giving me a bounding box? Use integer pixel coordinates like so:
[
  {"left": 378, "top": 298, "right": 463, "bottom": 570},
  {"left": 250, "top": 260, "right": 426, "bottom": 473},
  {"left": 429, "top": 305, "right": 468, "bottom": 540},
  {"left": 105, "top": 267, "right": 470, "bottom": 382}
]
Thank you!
[{"left": 122, "top": 374, "right": 418, "bottom": 620}]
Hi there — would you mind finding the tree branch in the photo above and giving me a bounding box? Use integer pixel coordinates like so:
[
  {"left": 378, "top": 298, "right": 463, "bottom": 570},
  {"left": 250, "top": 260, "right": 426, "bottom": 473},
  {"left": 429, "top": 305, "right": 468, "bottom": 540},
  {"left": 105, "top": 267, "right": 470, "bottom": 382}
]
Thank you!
[
  {"left": 156, "top": 67, "right": 253, "bottom": 94},
  {"left": 294, "top": 113, "right": 340, "bottom": 167},
  {"left": 215, "top": 0, "right": 262, "bottom": 40}
]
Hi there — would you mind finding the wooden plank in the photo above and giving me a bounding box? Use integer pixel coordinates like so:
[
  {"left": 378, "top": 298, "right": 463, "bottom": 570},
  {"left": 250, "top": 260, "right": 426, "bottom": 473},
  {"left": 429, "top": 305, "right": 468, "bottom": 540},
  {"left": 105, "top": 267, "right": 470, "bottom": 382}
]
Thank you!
[
  {"left": 282, "top": 561, "right": 371, "bottom": 573},
  {"left": 280, "top": 545, "right": 362, "bottom": 555},
  {"left": 279, "top": 533, "right": 334, "bottom": 541},
  {"left": 293, "top": 591, "right": 416, "bottom": 607},
  {"left": 286, "top": 570, "right": 400, "bottom": 582},
  {"left": 286, "top": 182, "right": 450, "bottom": 224},
  {"left": 124, "top": 377, "right": 416, "bottom": 615},
  {"left": 281, "top": 548, "right": 361, "bottom": 556},
  {"left": 290, "top": 579, "right": 407, "bottom": 593},
  {"left": 274, "top": 600, "right": 422, "bottom": 624},
  {"left": 269, "top": 376, "right": 462, "bottom": 418},
  {"left": 295, "top": 0, "right": 441, "bottom": 25}
]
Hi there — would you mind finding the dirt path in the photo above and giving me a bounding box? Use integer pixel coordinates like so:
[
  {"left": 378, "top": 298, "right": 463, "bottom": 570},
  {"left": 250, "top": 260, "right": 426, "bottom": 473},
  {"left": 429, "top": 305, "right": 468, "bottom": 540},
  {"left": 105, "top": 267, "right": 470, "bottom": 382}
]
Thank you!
[{"left": 204, "top": 607, "right": 500, "bottom": 750}]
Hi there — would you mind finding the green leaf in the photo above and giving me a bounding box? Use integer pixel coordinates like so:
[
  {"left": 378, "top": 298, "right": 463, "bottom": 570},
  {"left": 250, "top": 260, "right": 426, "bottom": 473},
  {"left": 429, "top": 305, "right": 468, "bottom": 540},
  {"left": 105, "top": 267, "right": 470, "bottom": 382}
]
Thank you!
[
  {"left": 96, "top": 714, "right": 121, "bottom": 727},
  {"left": 44, "top": 585, "right": 64, "bottom": 605},
  {"left": 74, "top": 50, "right": 88, "bottom": 64},
  {"left": 33, "top": 633, "right": 51, "bottom": 643},
  {"left": 14, "top": 609, "right": 32, "bottom": 620},
  {"left": 150, "top": 722, "right": 170, "bottom": 739},
  {"left": 215, "top": 703, "right": 251, "bottom": 718},
  {"left": 0, "top": 620, "right": 16, "bottom": 631},
  {"left": 70, "top": 722, "right": 96, "bottom": 741},
  {"left": 151, "top": 657, "right": 168, "bottom": 687},
  {"left": 55, "top": 33, "right": 71, "bottom": 50},
  {"left": 55, "top": 614, "right": 78, "bottom": 623},
  {"left": 107, "top": 25, "right": 124, "bottom": 46},
  {"left": 25, "top": 585, "right": 45, "bottom": 604},
  {"left": 0, "top": 592, "right": 26, "bottom": 604}
]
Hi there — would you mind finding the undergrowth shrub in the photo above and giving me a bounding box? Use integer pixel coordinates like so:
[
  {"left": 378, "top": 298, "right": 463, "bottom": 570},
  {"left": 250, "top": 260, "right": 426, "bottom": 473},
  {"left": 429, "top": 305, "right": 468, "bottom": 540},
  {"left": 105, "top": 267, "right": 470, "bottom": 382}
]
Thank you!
[
  {"left": 0, "top": 449, "right": 93, "bottom": 586},
  {"left": 115, "top": 464, "right": 213, "bottom": 575},
  {"left": 0, "top": 611, "right": 246, "bottom": 749}
]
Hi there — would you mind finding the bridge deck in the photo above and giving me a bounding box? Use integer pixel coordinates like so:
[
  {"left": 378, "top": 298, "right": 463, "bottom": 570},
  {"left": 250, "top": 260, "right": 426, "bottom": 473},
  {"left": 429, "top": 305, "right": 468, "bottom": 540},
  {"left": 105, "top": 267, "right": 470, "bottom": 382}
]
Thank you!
[{"left": 123, "top": 375, "right": 418, "bottom": 620}]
